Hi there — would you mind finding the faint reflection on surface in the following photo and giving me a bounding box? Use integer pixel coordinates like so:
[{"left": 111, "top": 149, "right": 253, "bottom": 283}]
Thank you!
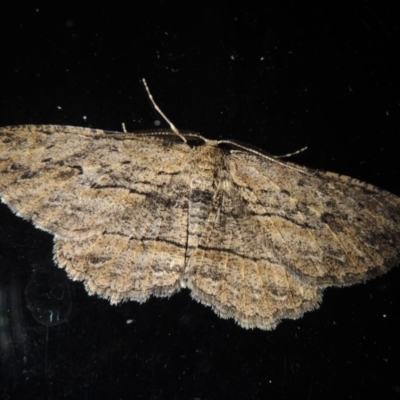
[
  {"left": 1, "top": 270, "right": 31, "bottom": 364},
  {"left": 0, "top": 266, "right": 35, "bottom": 392},
  {"left": 0, "top": 262, "right": 73, "bottom": 396},
  {"left": 25, "top": 267, "right": 72, "bottom": 326},
  {"left": 0, "top": 287, "right": 13, "bottom": 360}
]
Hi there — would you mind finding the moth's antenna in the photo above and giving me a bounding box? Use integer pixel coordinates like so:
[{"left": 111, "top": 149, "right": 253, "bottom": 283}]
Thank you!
[
  {"left": 273, "top": 146, "right": 308, "bottom": 159},
  {"left": 142, "top": 78, "right": 187, "bottom": 143}
]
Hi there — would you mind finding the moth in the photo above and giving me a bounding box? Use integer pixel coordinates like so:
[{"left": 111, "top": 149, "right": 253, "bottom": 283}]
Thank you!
[{"left": 0, "top": 81, "right": 398, "bottom": 329}]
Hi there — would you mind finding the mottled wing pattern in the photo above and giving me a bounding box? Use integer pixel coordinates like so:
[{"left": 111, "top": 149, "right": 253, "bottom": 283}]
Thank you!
[
  {"left": 187, "top": 149, "right": 400, "bottom": 329},
  {"left": 186, "top": 163, "right": 322, "bottom": 330},
  {"left": 1, "top": 124, "right": 399, "bottom": 330},
  {"left": 0, "top": 125, "right": 191, "bottom": 303},
  {"left": 227, "top": 151, "right": 400, "bottom": 286}
]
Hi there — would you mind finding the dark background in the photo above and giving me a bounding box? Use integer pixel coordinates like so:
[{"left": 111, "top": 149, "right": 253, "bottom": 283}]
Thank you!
[{"left": 1, "top": 2, "right": 399, "bottom": 399}]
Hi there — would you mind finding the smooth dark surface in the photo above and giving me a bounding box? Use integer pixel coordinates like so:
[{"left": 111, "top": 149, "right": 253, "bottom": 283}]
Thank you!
[{"left": 1, "top": 3, "right": 399, "bottom": 399}]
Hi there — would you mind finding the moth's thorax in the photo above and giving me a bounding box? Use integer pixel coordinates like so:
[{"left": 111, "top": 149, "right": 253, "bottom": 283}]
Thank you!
[{"left": 187, "top": 144, "right": 225, "bottom": 190}]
